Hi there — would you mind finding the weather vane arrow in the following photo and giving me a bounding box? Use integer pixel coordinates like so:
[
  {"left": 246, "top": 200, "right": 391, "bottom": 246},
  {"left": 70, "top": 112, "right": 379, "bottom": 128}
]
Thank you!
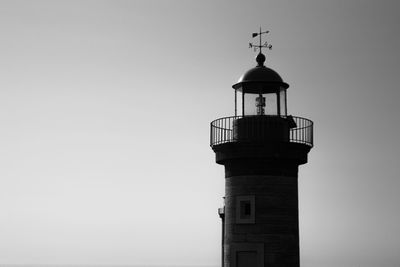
[{"left": 249, "top": 27, "right": 272, "bottom": 53}]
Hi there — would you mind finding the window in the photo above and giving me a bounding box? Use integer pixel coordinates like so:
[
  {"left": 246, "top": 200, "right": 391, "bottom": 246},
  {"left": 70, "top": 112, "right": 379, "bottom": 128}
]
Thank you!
[
  {"left": 236, "top": 196, "right": 255, "bottom": 224},
  {"left": 240, "top": 201, "right": 251, "bottom": 218}
]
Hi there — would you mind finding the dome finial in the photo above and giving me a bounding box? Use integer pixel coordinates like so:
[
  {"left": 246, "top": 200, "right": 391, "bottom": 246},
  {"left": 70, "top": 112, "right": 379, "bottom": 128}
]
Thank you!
[
  {"left": 256, "top": 53, "right": 266, "bottom": 66},
  {"left": 249, "top": 27, "right": 272, "bottom": 66}
]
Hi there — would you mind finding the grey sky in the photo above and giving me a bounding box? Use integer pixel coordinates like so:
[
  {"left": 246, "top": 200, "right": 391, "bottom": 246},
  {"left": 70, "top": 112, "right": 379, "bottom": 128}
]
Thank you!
[{"left": 0, "top": 0, "right": 399, "bottom": 266}]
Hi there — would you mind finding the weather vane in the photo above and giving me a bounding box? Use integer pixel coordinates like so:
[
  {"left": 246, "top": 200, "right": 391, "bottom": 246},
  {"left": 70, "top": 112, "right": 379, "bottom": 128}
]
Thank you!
[{"left": 249, "top": 27, "right": 272, "bottom": 53}]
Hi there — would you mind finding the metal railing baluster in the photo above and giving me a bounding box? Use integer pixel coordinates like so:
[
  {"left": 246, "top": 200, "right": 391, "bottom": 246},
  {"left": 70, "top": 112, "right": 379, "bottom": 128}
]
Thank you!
[{"left": 210, "top": 116, "right": 313, "bottom": 148}]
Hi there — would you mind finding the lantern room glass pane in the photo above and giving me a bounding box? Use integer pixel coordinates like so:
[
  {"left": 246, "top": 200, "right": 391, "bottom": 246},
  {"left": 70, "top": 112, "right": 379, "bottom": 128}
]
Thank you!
[
  {"left": 236, "top": 90, "right": 243, "bottom": 116},
  {"left": 244, "top": 94, "right": 259, "bottom": 116},
  {"left": 279, "top": 88, "right": 287, "bottom": 116},
  {"left": 265, "top": 93, "right": 278, "bottom": 115}
]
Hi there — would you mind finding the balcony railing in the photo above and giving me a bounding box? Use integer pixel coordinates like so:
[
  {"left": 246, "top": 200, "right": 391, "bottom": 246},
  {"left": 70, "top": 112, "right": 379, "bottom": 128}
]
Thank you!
[{"left": 210, "top": 115, "right": 313, "bottom": 148}]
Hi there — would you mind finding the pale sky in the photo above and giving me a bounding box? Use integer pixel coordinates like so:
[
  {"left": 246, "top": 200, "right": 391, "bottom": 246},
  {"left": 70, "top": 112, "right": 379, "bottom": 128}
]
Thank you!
[{"left": 0, "top": 1, "right": 399, "bottom": 267}]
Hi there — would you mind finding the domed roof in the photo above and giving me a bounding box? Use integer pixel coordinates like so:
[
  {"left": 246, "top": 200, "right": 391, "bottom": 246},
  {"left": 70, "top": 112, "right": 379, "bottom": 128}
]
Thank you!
[
  {"left": 237, "top": 65, "right": 284, "bottom": 84},
  {"left": 232, "top": 53, "right": 289, "bottom": 93}
]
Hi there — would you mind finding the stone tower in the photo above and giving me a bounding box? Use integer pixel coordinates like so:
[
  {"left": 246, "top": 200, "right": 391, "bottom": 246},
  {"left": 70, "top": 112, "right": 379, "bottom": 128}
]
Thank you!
[{"left": 210, "top": 33, "right": 313, "bottom": 267}]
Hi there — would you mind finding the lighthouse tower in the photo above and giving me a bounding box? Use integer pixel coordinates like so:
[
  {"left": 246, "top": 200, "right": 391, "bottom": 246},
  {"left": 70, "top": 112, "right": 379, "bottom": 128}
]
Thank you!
[{"left": 210, "top": 31, "right": 313, "bottom": 267}]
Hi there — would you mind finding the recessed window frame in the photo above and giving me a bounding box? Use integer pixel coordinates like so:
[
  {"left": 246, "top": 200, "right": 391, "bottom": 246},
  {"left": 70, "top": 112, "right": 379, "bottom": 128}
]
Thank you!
[
  {"left": 230, "top": 243, "right": 264, "bottom": 267},
  {"left": 236, "top": 195, "right": 255, "bottom": 224}
]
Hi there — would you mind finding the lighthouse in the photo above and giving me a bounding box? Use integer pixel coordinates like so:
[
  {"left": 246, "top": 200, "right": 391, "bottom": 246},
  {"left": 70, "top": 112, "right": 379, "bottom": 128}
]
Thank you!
[{"left": 210, "top": 30, "right": 313, "bottom": 267}]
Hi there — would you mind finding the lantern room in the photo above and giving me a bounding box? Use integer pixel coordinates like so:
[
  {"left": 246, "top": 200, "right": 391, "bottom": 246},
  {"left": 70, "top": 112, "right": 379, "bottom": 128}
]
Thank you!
[{"left": 232, "top": 53, "right": 289, "bottom": 117}]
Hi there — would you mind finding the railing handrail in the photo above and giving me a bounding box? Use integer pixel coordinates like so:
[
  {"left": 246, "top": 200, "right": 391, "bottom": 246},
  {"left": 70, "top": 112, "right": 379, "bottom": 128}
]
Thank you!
[{"left": 210, "top": 115, "right": 313, "bottom": 148}]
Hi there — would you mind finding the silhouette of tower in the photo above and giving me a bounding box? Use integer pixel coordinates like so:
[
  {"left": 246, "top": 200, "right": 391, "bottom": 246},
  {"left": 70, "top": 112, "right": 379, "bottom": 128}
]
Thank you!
[{"left": 210, "top": 31, "right": 313, "bottom": 267}]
